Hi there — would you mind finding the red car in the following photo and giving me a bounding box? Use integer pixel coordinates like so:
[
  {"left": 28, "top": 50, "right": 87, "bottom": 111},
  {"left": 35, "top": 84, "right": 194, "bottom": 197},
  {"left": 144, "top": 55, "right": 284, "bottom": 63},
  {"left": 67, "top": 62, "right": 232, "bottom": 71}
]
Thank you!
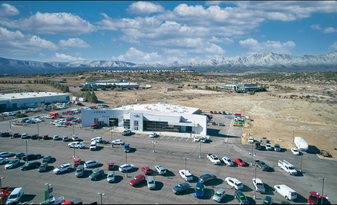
[
  {"left": 210, "top": 111, "right": 213, "bottom": 114},
  {"left": 76, "top": 119, "right": 82, "bottom": 123},
  {"left": 308, "top": 191, "right": 321, "bottom": 205},
  {"left": 73, "top": 159, "right": 81, "bottom": 167},
  {"left": 235, "top": 158, "right": 246, "bottom": 166},
  {"left": 91, "top": 124, "right": 99, "bottom": 129},
  {"left": 43, "top": 135, "right": 49, "bottom": 140},
  {"left": 107, "top": 163, "right": 114, "bottom": 170},
  {"left": 141, "top": 166, "right": 152, "bottom": 175},
  {"left": 64, "top": 122, "right": 72, "bottom": 126},
  {"left": 12, "top": 132, "right": 20, "bottom": 138},
  {"left": 129, "top": 174, "right": 145, "bottom": 186}
]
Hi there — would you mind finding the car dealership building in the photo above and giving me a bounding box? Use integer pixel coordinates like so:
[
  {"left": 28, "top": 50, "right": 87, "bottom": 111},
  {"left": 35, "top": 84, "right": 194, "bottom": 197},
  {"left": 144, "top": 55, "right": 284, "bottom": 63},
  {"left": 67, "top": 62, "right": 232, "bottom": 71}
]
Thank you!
[{"left": 81, "top": 103, "right": 207, "bottom": 136}]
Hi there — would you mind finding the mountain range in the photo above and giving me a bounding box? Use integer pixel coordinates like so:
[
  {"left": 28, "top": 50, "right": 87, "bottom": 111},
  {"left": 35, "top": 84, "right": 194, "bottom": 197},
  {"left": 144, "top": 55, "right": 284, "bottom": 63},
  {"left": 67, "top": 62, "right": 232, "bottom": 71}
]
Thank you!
[{"left": 1, "top": 51, "right": 337, "bottom": 74}]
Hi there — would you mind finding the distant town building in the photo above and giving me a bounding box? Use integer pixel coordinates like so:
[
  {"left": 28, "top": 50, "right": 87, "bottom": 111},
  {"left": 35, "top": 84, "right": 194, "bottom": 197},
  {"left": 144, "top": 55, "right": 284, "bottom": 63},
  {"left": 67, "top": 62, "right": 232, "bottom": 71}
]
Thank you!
[
  {"left": 223, "top": 83, "right": 259, "bottom": 91},
  {"left": 81, "top": 81, "right": 139, "bottom": 89}
]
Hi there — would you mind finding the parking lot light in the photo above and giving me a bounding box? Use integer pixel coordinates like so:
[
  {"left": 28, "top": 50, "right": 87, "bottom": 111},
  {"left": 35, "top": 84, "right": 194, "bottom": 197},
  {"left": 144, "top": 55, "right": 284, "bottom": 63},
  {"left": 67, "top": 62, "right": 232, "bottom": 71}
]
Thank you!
[
  {"left": 319, "top": 177, "right": 327, "bottom": 204},
  {"left": 0, "top": 176, "right": 4, "bottom": 189},
  {"left": 24, "top": 140, "right": 29, "bottom": 163},
  {"left": 97, "top": 192, "right": 105, "bottom": 204},
  {"left": 44, "top": 183, "right": 52, "bottom": 204},
  {"left": 199, "top": 140, "right": 201, "bottom": 158},
  {"left": 183, "top": 157, "right": 188, "bottom": 172}
]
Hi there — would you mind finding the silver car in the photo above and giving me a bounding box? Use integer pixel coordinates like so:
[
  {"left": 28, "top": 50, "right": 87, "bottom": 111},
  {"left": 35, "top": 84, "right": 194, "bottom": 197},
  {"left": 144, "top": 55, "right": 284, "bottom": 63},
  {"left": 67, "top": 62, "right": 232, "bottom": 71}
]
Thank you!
[
  {"left": 147, "top": 176, "right": 156, "bottom": 190},
  {"left": 107, "top": 171, "right": 115, "bottom": 182},
  {"left": 213, "top": 188, "right": 226, "bottom": 202}
]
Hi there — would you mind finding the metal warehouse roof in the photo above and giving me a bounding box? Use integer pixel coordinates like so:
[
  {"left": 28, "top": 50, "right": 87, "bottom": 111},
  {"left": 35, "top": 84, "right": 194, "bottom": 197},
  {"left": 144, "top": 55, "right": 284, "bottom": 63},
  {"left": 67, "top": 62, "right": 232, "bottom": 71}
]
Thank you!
[
  {"left": 0, "top": 92, "right": 69, "bottom": 100},
  {"left": 114, "top": 103, "right": 199, "bottom": 114}
]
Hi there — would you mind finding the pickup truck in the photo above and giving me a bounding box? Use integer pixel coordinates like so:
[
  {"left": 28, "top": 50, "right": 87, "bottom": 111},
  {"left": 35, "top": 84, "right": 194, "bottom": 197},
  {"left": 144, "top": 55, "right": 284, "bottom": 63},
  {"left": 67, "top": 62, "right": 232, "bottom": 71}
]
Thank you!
[
  {"left": 278, "top": 160, "right": 297, "bottom": 175},
  {"left": 207, "top": 154, "right": 221, "bottom": 165}
]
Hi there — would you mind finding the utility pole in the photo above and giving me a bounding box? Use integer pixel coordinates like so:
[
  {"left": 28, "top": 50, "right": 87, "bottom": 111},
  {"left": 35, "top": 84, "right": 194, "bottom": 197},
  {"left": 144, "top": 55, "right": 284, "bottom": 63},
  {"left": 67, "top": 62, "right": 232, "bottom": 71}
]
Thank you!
[
  {"left": 45, "top": 183, "right": 52, "bottom": 204},
  {"left": 293, "top": 130, "right": 295, "bottom": 147},
  {"left": 183, "top": 157, "right": 188, "bottom": 171},
  {"left": 319, "top": 178, "right": 326, "bottom": 205},
  {"left": 253, "top": 167, "right": 257, "bottom": 199},
  {"left": 97, "top": 192, "right": 105, "bottom": 204},
  {"left": 73, "top": 124, "right": 74, "bottom": 135},
  {"left": 199, "top": 141, "right": 201, "bottom": 158},
  {"left": 125, "top": 152, "right": 128, "bottom": 177},
  {"left": 300, "top": 151, "right": 303, "bottom": 172},
  {"left": 37, "top": 123, "right": 40, "bottom": 140},
  {"left": 24, "top": 140, "right": 28, "bottom": 163}
]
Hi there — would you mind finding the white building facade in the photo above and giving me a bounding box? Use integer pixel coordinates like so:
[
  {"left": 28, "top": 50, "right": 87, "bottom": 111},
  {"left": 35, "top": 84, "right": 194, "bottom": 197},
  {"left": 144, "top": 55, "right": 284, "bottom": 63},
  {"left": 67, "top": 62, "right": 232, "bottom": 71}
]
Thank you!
[{"left": 81, "top": 103, "right": 207, "bottom": 136}]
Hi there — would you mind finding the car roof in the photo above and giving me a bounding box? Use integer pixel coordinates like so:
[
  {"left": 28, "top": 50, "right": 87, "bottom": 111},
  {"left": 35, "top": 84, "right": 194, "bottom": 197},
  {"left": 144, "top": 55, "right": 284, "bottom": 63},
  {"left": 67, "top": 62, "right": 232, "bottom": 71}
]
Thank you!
[
  {"left": 147, "top": 176, "right": 154, "bottom": 180},
  {"left": 253, "top": 178, "right": 263, "bottom": 183},
  {"left": 217, "top": 188, "right": 226, "bottom": 194},
  {"left": 108, "top": 171, "right": 115, "bottom": 174},
  {"left": 196, "top": 182, "right": 203, "bottom": 187},
  {"left": 11, "top": 187, "right": 23, "bottom": 195}
]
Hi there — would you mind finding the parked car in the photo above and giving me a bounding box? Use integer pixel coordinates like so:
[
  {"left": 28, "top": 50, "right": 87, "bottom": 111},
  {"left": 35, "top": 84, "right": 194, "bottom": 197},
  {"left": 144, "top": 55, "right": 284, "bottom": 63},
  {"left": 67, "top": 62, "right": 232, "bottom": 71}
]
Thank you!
[
  {"left": 111, "top": 139, "right": 125, "bottom": 145},
  {"left": 14, "top": 153, "right": 25, "bottom": 159},
  {"left": 90, "top": 141, "right": 97, "bottom": 151},
  {"left": 266, "top": 143, "right": 273, "bottom": 151},
  {"left": 21, "top": 133, "right": 28, "bottom": 139},
  {"left": 124, "top": 144, "right": 130, "bottom": 152},
  {"left": 213, "top": 188, "right": 226, "bottom": 203},
  {"left": 225, "top": 177, "right": 243, "bottom": 190},
  {"left": 84, "top": 160, "right": 100, "bottom": 168},
  {"left": 122, "top": 129, "right": 132, "bottom": 136},
  {"left": 119, "top": 164, "right": 134, "bottom": 172},
  {"left": 234, "top": 190, "right": 249, "bottom": 204},
  {"left": 200, "top": 137, "right": 207, "bottom": 143},
  {"left": 43, "top": 135, "right": 49, "bottom": 140},
  {"left": 42, "top": 155, "right": 52, "bottom": 163},
  {"left": 320, "top": 150, "right": 331, "bottom": 157},
  {"left": 195, "top": 182, "right": 204, "bottom": 198},
  {"left": 255, "top": 142, "right": 262, "bottom": 150},
  {"left": 31, "top": 134, "right": 39, "bottom": 140},
  {"left": 62, "top": 136, "right": 69, "bottom": 141},
  {"left": 129, "top": 174, "right": 145, "bottom": 186},
  {"left": 55, "top": 123, "right": 67, "bottom": 127},
  {"left": 263, "top": 196, "right": 273, "bottom": 204},
  {"left": 6, "top": 187, "right": 24, "bottom": 205},
  {"left": 107, "top": 171, "right": 115, "bottom": 182},
  {"left": 12, "top": 132, "right": 20, "bottom": 138},
  {"left": 89, "top": 169, "right": 104, "bottom": 181},
  {"left": 155, "top": 165, "right": 166, "bottom": 175},
  {"left": 68, "top": 142, "right": 85, "bottom": 149},
  {"left": 172, "top": 183, "right": 190, "bottom": 194},
  {"left": 0, "top": 152, "right": 15, "bottom": 158},
  {"left": 147, "top": 176, "right": 156, "bottom": 190},
  {"left": 91, "top": 137, "right": 103, "bottom": 143},
  {"left": 199, "top": 174, "right": 217, "bottom": 184},
  {"left": 21, "top": 154, "right": 41, "bottom": 161},
  {"left": 20, "top": 161, "right": 41, "bottom": 170},
  {"left": 149, "top": 133, "right": 158, "bottom": 138},
  {"left": 255, "top": 160, "right": 269, "bottom": 171},
  {"left": 107, "top": 162, "right": 114, "bottom": 170},
  {"left": 252, "top": 178, "right": 266, "bottom": 193},
  {"left": 222, "top": 156, "right": 234, "bottom": 166},
  {"left": 53, "top": 163, "right": 72, "bottom": 174},
  {"left": 141, "top": 166, "right": 152, "bottom": 175},
  {"left": 5, "top": 159, "right": 20, "bottom": 169},
  {"left": 38, "top": 162, "right": 48, "bottom": 172},
  {"left": 0, "top": 157, "right": 9, "bottom": 164},
  {"left": 73, "top": 159, "right": 81, "bottom": 167},
  {"left": 53, "top": 135, "right": 60, "bottom": 140},
  {"left": 75, "top": 165, "right": 84, "bottom": 178},
  {"left": 248, "top": 137, "right": 254, "bottom": 143},
  {"left": 194, "top": 136, "right": 200, "bottom": 142},
  {"left": 72, "top": 136, "right": 79, "bottom": 141},
  {"left": 291, "top": 148, "right": 300, "bottom": 155},
  {"left": 91, "top": 124, "right": 99, "bottom": 129},
  {"left": 179, "top": 170, "right": 193, "bottom": 181},
  {"left": 274, "top": 143, "right": 281, "bottom": 152},
  {"left": 235, "top": 158, "right": 246, "bottom": 166}
]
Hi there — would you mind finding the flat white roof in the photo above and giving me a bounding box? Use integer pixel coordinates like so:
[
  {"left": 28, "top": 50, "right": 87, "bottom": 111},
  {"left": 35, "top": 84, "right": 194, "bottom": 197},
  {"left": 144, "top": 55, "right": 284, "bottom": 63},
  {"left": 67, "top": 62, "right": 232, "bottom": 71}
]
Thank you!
[
  {"left": 114, "top": 103, "right": 199, "bottom": 114},
  {"left": 0, "top": 92, "right": 69, "bottom": 100}
]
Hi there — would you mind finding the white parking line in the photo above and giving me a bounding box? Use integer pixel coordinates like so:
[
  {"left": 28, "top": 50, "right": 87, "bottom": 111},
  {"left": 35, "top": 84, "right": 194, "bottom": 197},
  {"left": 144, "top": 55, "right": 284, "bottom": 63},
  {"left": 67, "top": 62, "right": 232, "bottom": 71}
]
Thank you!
[
  {"left": 225, "top": 120, "right": 233, "bottom": 143},
  {"left": 186, "top": 138, "right": 190, "bottom": 142},
  {"left": 160, "top": 135, "right": 165, "bottom": 139},
  {"left": 173, "top": 136, "right": 177, "bottom": 140},
  {"left": 166, "top": 136, "right": 171, "bottom": 140},
  {"left": 179, "top": 137, "right": 183, "bottom": 141}
]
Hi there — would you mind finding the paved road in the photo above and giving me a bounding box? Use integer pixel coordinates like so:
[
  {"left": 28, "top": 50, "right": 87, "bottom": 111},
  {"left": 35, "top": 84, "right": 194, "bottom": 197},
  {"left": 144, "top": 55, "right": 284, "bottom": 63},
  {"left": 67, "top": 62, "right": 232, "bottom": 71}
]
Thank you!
[{"left": 0, "top": 113, "right": 336, "bottom": 204}]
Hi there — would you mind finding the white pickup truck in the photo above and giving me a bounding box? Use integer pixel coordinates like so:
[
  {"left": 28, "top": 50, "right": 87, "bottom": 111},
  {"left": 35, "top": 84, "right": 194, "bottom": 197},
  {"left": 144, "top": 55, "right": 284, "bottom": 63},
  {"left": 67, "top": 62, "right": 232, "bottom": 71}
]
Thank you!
[
  {"left": 207, "top": 154, "right": 221, "bottom": 165},
  {"left": 278, "top": 160, "right": 297, "bottom": 175}
]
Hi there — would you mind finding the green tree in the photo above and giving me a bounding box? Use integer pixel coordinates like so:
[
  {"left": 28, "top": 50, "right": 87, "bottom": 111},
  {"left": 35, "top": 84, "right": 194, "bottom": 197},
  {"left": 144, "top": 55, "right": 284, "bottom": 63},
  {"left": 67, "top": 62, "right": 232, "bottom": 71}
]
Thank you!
[{"left": 90, "top": 91, "right": 98, "bottom": 103}]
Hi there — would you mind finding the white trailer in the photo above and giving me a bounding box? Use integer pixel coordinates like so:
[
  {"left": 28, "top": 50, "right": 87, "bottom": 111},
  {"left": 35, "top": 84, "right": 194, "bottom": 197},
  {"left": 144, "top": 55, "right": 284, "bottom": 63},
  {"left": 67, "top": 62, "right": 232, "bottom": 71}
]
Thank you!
[
  {"left": 72, "top": 97, "right": 78, "bottom": 101},
  {"left": 79, "top": 97, "right": 86, "bottom": 102},
  {"left": 294, "top": 137, "right": 308, "bottom": 152}
]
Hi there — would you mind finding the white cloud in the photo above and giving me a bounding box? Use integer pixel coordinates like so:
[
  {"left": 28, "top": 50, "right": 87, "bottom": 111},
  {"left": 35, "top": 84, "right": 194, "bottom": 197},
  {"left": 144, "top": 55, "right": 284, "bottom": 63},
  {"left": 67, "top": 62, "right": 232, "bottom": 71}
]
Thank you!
[
  {"left": 209, "top": 36, "right": 234, "bottom": 44},
  {"left": 38, "top": 53, "right": 46, "bottom": 58},
  {"left": 54, "top": 53, "right": 84, "bottom": 61},
  {"left": 0, "top": 3, "right": 19, "bottom": 16},
  {"left": 127, "top": 2, "right": 164, "bottom": 15},
  {"left": 328, "top": 42, "right": 337, "bottom": 52},
  {"left": 112, "top": 47, "right": 161, "bottom": 62},
  {"left": 167, "top": 56, "right": 180, "bottom": 62},
  {"left": 71, "top": 52, "right": 82, "bottom": 57},
  {"left": 323, "top": 27, "right": 337, "bottom": 33},
  {"left": 310, "top": 24, "right": 322, "bottom": 30},
  {"left": 0, "top": 27, "right": 58, "bottom": 55},
  {"left": 261, "top": 35, "right": 266, "bottom": 38},
  {"left": 239, "top": 38, "right": 296, "bottom": 54},
  {"left": 0, "top": 12, "right": 96, "bottom": 35},
  {"left": 58, "top": 38, "right": 91, "bottom": 48}
]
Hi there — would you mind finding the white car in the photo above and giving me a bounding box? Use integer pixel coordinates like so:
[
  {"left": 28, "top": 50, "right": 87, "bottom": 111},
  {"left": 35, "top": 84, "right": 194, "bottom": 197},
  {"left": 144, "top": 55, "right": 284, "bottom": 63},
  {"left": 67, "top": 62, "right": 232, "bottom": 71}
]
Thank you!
[
  {"left": 91, "top": 137, "right": 102, "bottom": 143},
  {"left": 194, "top": 136, "right": 200, "bottom": 142},
  {"left": 53, "top": 135, "right": 59, "bottom": 140},
  {"left": 90, "top": 141, "right": 97, "bottom": 151},
  {"left": 149, "top": 133, "right": 158, "bottom": 138},
  {"left": 112, "top": 139, "right": 125, "bottom": 145},
  {"left": 53, "top": 163, "right": 72, "bottom": 174},
  {"left": 266, "top": 143, "right": 273, "bottom": 151},
  {"left": 107, "top": 171, "right": 115, "bottom": 182},
  {"left": 291, "top": 148, "right": 300, "bottom": 155},
  {"left": 44, "top": 115, "right": 54, "bottom": 119},
  {"left": 0, "top": 157, "right": 9, "bottom": 164},
  {"left": 248, "top": 137, "right": 254, "bottom": 143},
  {"left": 72, "top": 136, "right": 79, "bottom": 141},
  {"left": 55, "top": 123, "right": 67, "bottom": 127},
  {"left": 34, "top": 118, "right": 44, "bottom": 123},
  {"left": 68, "top": 142, "right": 85, "bottom": 149},
  {"left": 225, "top": 177, "right": 243, "bottom": 190},
  {"left": 119, "top": 164, "right": 134, "bottom": 172},
  {"left": 222, "top": 156, "right": 234, "bottom": 166},
  {"left": 5, "top": 159, "right": 20, "bottom": 169},
  {"left": 21, "top": 133, "right": 28, "bottom": 139},
  {"left": 84, "top": 160, "right": 100, "bottom": 168},
  {"left": 252, "top": 178, "right": 265, "bottom": 193},
  {"left": 179, "top": 170, "right": 193, "bottom": 181}
]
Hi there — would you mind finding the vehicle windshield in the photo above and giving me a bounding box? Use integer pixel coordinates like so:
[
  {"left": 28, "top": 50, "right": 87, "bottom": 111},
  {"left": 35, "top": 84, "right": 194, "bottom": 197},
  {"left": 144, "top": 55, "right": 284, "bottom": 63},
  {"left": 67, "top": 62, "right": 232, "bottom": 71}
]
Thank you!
[
  {"left": 8, "top": 194, "right": 18, "bottom": 199},
  {"left": 9, "top": 161, "right": 14, "bottom": 164},
  {"left": 108, "top": 174, "right": 113, "bottom": 177},
  {"left": 214, "top": 157, "right": 219, "bottom": 160},
  {"left": 77, "top": 169, "right": 82, "bottom": 172},
  {"left": 227, "top": 159, "right": 232, "bottom": 162},
  {"left": 125, "top": 145, "right": 129, "bottom": 148},
  {"left": 215, "top": 192, "right": 222, "bottom": 196},
  {"left": 57, "top": 166, "right": 62, "bottom": 169},
  {"left": 235, "top": 182, "right": 242, "bottom": 186},
  {"left": 177, "top": 185, "right": 181, "bottom": 188},
  {"left": 261, "top": 163, "right": 266, "bottom": 166},
  {"left": 148, "top": 180, "right": 154, "bottom": 184},
  {"left": 288, "top": 167, "right": 295, "bottom": 170}
]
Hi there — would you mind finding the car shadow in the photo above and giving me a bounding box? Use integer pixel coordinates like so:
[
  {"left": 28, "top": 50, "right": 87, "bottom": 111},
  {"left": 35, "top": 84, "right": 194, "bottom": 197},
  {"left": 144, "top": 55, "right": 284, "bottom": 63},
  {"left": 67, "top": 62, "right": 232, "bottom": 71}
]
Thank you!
[
  {"left": 44, "top": 165, "right": 55, "bottom": 172},
  {"left": 128, "top": 148, "right": 137, "bottom": 153},
  {"left": 247, "top": 196, "right": 256, "bottom": 204},
  {"left": 94, "top": 146, "right": 104, "bottom": 151},
  {"left": 96, "top": 163, "right": 104, "bottom": 168},
  {"left": 267, "top": 167, "right": 275, "bottom": 172},
  {"left": 264, "top": 184, "right": 275, "bottom": 195},
  {"left": 206, "top": 178, "right": 223, "bottom": 187},
  {"left": 19, "top": 194, "right": 36, "bottom": 202},
  {"left": 221, "top": 194, "right": 235, "bottom": 203},
  {"left": 294, "top": 193, "right": 308, "bottom": 203},
  {"left": 113, "top": 175, "right": 123, "bottom": 183},
  {"left": 190, "top": 176, "right": 199, "bottom": 183},
  {"left": 49, "top": 157, "right": 57, "bottom": 163},
  {"left": 164, "top": 170, "right": 175, "bottom": 177},
  {"left": 242, "top": 185, "right": 253, "bottom": 192},
  {"left": 153, "top": 181, "right": 164, "bottom": 191},
  {"left": 82, "top": 170, "right": 93, "bottom": 178},
  {"left": 133, "top": 181, "right": 147, "bottom": 188},
  {"left": 93, "top": 174, "right": 106, "bottom": 182},
  {"left": 202, "top": 188, "right": 215, "bottom": 200}
]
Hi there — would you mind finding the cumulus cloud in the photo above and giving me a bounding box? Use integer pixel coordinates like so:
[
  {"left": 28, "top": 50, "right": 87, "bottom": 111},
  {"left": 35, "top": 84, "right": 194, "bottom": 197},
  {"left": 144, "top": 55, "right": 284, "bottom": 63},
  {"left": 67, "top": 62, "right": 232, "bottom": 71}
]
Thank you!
[
  {"left": 58, "top": 38, "right": 91, "bottom": 48},
  {"left": 209, "top": 36, "right": 234, "bottom": 44},
  {"left": 112, "top": 47, "right": 161, "bottom": 62},
  {"left": 328, "top": 42, "right": 337, "bottom": 52},
  {"left": 323, "top": 27, "right": 337, "bottom": 33},
  {"left": 239, "top": 38, "right": 296, "bottom": 54},
  {"left": 0, "top": 27, "right": 58, "bottom": 55},
  {"left": 0, "top": 3, "right": 19, "bottom": 16},
  {"left": 127, "top": 1, "right": 165, "bottom": 14},
  {"left": 0, "top": 12, "right": 96, "bottom": 35},
  {"left": 54, "top": 53, "right": 85, "bottom": 61},
  {"left": 310, "top": 24, "right": 322, "bottom": 30},
  {"left": 167, "top": 56, "right": 180, "bottom": 62}
]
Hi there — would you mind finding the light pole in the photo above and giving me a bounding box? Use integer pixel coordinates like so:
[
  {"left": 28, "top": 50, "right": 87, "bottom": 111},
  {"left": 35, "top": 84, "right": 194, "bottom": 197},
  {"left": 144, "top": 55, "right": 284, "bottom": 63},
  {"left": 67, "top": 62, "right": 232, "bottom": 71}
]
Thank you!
[
  {"left": 125, "top": 152, "right": 128, "bottom": 177},
  {"left": 37, "top": 122, "right": 40, "bottom": 140},
  {"left": 72, "top": 124, "right": 74, "bottom": 135},
  {"left": 300, "top": 150, "right": 303, "bottom": 172},
  {"left": 45, "top": 183, "right": 52, "bottom": 204},
  {"left": 253, "top": 167, "right": 257, "bottom": 199},
  {"left": 24, "top": 140, "right": 28, "bottom": 163},
  {"left": 0, "top": 176, "right": 4, "bottom": 188},
  {"left": 319, "top": 178, "right": 326, "bottom": 204},
  {"left": 97, "top": 192, "right": 105, "bottom": 204},
  {"left": 292, "top": 130, "right": 295, "bottom": 147},
  {"left": 251, "top": 143, "right": 254, "bottom": 166},
  {"left": 199, "top": 141, "right": 201, "bottom": 158},
  {"left": 183, "top": 157, "right": 188, "bottom": 171}
]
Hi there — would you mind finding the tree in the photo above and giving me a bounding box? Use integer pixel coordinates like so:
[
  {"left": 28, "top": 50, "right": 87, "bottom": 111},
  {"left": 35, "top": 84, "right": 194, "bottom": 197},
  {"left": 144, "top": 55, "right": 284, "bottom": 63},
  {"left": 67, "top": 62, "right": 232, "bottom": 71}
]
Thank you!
[{"left": 90, "top": 91, "right": 98, "bottom": 103}]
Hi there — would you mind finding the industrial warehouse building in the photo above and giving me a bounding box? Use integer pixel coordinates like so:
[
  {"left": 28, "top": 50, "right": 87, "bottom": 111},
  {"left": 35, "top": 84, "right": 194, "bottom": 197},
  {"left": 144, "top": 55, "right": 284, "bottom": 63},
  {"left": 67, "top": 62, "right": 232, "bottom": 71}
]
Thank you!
[
  {"left": 81, "top": 103, "right": 208, "bottom": 136},
  {"left": 0, "top": 92, "right": 70, "bottom": 109},
  {"left": 224, "top": 83, "right": 259, "bottom": 91},
  {"left": 81, "top": 81, "right": 139, "bottom": 89}
]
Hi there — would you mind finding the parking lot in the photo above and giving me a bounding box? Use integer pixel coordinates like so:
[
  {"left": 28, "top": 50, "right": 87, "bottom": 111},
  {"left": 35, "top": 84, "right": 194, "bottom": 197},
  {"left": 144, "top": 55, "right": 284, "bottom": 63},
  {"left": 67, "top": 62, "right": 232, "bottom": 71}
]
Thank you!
[{"left": 0, "top": 112, "right": 336, "bottom": 204}]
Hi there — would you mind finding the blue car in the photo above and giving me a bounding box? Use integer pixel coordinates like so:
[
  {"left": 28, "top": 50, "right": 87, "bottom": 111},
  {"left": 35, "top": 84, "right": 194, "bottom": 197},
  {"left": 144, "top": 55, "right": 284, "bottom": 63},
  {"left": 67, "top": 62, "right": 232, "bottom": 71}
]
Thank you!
[
  {"left": 195, "top": 182, "right": 204, "bottom": 198},
  {"left": 124, "top": 144, "right": 130, "bottom": 152},
  {"left": 25, "top": 120, "right": 35, "bottom": 124}
]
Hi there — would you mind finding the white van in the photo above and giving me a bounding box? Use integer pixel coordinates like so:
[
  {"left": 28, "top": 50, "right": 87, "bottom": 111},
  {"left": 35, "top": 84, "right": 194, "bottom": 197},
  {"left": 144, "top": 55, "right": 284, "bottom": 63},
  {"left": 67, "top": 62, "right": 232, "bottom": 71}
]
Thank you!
[
  {"left": 294, "top": 137, "right": 308, "bottom": 152},
  {"left": 90, "top": 141, "right": 97, "bottom": 151},
  {"left": 6, "top": 187, "right": 24, "bottom": 204},
  {"left": 274, "top": 184, "right": 297, "bottom": 200}
]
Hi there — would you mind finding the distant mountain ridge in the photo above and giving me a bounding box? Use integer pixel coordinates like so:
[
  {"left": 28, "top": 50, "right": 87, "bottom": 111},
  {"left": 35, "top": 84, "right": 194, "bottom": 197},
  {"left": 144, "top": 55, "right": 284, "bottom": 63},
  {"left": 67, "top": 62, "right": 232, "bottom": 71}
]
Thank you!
[{"left": 0, "top": 51, "right": 337, "bottom": 74}]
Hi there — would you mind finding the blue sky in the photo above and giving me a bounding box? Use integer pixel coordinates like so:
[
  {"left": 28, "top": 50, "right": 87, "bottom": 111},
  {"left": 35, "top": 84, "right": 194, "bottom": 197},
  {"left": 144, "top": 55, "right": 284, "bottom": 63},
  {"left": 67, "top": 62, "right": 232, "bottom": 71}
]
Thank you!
[{"left": 0, "top": 1, "right": 336, "bottom": 63}]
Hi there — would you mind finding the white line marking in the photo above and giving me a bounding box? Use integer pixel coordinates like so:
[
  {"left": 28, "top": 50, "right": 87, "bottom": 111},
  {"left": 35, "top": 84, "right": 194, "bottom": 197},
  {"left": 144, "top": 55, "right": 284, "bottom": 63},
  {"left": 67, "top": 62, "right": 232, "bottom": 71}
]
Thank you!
[
  {"left": 186, "top": 138, "right": 189, "bottom": 142},
  {"left": 160, "top": 136, "right": 165, "bottom": 139},
  {"left": 166, "top": 136, "right": 171, "bottom": 140},
  {"left": 179, "top": 137, "right": 183, "bottom": 141},
  {"left": 225, "top": 120, "right": 233, "bottom": 143},
  {"left": 173, "top": 137, "right": 177, "bottom": 140}
]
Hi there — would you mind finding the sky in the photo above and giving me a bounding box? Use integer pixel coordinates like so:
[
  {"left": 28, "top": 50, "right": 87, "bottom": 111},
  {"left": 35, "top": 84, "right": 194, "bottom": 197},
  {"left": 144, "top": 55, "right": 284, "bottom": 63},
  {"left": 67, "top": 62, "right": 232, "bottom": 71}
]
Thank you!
[{"left": 0, "top": 1, "right": 337, "bottom": 64}]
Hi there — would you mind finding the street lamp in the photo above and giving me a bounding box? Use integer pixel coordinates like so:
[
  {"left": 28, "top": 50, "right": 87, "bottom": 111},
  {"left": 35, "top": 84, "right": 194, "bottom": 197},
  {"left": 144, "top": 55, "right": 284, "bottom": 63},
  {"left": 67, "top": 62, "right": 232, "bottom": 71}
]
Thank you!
[
  {"left": 300, "top": 150, "right": 303, "bottom": 172},
  {"left": 24, "top": 140, "right": 28, "bottom": 163},
  {"left": 37, "top": 122, "right": 40, "bottom": 140},
  {"left": 183, "top": 157, "right": 188, "bottom": 172},
  {"left": 0, "top": 177, "right": 4, "bottom": 189},
  {"left": 97, "top": 192, "right": 105, "bottom": 204},
  {"left": 249, "top": 152, "right": 256, "bottom": 166},
  {"left": 319, "top": 177, "right": 327, "bottom": 204},
  {"left": 199, "top": 140, "right": 202, "bottom": 158},
  {"left": 44, "top": 183, "right": 52, "bottom": 204},
  {"left": 252, "top": 167, "right": 257, "bottom": 199},
  {"left": 292, "top": 130, "right": 295, "bottom": 147},
  {"left": 125, "top": 152, "right": 128, "bottom": 177}
]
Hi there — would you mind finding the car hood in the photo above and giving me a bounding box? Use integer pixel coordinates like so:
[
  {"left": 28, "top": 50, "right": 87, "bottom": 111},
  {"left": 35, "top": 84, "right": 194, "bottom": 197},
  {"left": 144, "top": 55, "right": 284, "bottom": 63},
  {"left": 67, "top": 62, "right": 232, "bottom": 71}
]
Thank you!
[
  {"left": 213, "top": 195, "right": 221, "bottom": 200},
  {"left": 53, "top": 168, "right": 60, "bottom": 172},
  {"left": 6, "top": 199, "right": 17, "bottom": 204},
  {"left": 5, "top": 164, "right": 13, "bottom": 168}
]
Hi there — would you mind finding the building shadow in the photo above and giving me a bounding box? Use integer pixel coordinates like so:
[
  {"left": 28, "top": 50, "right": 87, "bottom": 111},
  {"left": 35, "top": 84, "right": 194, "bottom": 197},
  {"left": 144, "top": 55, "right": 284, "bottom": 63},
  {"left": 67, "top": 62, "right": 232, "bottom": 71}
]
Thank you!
[{"left": 307, "top": 145, "right": 320, "bottom": 154}]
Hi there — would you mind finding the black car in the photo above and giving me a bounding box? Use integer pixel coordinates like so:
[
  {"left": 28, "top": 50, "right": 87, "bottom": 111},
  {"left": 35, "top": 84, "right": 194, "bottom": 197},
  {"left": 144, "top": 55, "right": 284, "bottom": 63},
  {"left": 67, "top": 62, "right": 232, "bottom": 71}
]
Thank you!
[
  {"left": 234, "top": 190, "right": 249, "bottom": 204},
  {"left": 172, "top": 183, "right": 190, "bottom": 194},
  {"left": 20, "top": 161, "right": 41, "bottom": 171},
  {"left": 89, "top": 169, "right": 104, "bottom": 181},
  {"left": 31, "top": 134, "right": 39, "bottom": 140},
  {"left": 255, "top": 160, "right": 269, "bottom": 171},
  {"left": 255, "top": 142, "right": 261, "bottom": 150},
  {"left": 199, "top": 174, "right": 217, "bottom": 184},
  {"left": 0, "top": 132, "right": 10, "bottom": 137},
  {"left": 42, "top": 155, "right": 52, "bottom": 163},
  {"left": 263, "top": 196, "right": 273, "bottom": 204},
  {"left": 21, "top": 154, "right": 42, "bottom": 161},
  {"left": 38, "top": 162, "right": 48, "bottom": 172},
  {"left": 15, "top": 152, "right": 25, "bottom": 159}
]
